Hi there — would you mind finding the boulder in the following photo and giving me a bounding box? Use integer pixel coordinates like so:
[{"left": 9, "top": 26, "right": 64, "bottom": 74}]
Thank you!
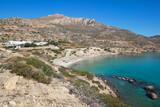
[
  {"left": 146, "top": 92, "right": 158, "bottom": 100},
  {"left": 9, "top": 101, "right": 16, "bottom": 106},
  {"left": 128, "top": 79, "right": 136, "bottom": 84},
  {"left": 143, "top": 85, "right": 155, "bottom": 91},
  {"left": 4, "top": 76, "right": 19, "bottom": 90}
]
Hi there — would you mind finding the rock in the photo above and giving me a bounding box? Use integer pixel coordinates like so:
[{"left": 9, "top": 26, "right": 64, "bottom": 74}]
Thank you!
[
  {"left": 112, "top": 76, "right": 159, "bottom": 100},
  {"left": 146, "top": 92, "right": 158, "bottom": 100},
  {"left": 90, "top": 103, "right": 100, "bottom": 107},
  {"left": 143, "top": 85, "right": 155, "bottom": 91},
  {"left": 44, "top": 14, "right": 96, "bottom": 26},
  {"left": 9, "top": 101, "right": 16, "bottom": 106},
  {"left": 128, "top": 79, "right": 136, "bottom": 84},
  {"left": 4, "top": 76, "right": 19, "bottom": 90}
]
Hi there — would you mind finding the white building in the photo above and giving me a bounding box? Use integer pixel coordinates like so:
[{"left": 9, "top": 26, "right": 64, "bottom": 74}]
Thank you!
[
  {"left": 34, "top": 42, "right": 48, "bottom": 46},
  {"left": 5, "top": 41, "right": 33, "bottom": 47}
]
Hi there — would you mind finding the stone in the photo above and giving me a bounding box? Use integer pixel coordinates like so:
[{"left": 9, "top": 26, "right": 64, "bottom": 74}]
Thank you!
[
  {"left": 90, "top": 103, "right": 100, "bottom": 107},
  {"left": 46, "top": 14, "right": 96, "bottom": 26},
  {"left": 9, "top": 101, "right": 16, "bottom": 106},
  {"left": 146, "top": 92, "right": 158, "bottom": 100},
  {"left": 144, "top": 85, "right": 155, "bottom": 91},
  {"left": 4, "top": 76, "right": 19, "bottom": 90}
]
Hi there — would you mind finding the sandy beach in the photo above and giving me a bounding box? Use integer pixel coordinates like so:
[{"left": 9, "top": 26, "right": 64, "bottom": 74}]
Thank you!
[{"left": 52, "top": 47, "right": 118, "bottom": 67}]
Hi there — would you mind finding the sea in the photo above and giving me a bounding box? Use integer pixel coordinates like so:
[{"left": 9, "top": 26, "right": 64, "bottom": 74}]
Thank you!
[{"left": 71, "top": 53, "right": 160, "bottom": 107}]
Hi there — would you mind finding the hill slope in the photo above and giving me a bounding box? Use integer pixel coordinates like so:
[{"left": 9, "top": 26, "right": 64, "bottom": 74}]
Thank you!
[{"left": 0, "top": 14, "right": 159, "bottom": 53}]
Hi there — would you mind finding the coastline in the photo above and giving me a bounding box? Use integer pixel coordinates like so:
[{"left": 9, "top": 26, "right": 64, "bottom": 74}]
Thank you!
[
  {"left": 52, "top": 48, "right": 119, "bottom": 98},
  {"left": 53, "top": 52, "right": 118, "bottom": 68}
]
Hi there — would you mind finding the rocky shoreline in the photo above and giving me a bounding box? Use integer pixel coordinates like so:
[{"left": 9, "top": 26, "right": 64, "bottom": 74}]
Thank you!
[
  {"left": 112, "top": 75, "right": 160, "bottom": 100},
  {"left": 52, "top": 47, "right": 119, "bottom": 96},
  {"left": 0, "top": 47, "right": 131, "bottom": 107}
]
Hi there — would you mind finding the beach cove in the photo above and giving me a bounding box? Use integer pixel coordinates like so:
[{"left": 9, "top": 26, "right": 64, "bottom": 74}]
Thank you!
[
  {"left": 52, "top": 47, "right": 160, "bottom": 107},
  {"left": 71, "top": 53, "right": 160, "bottom": 107}
]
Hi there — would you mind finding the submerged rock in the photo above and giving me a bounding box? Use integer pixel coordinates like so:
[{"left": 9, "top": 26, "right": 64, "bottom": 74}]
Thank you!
[
  {"left": 143, "top": 85, "right": 155, "bottom": 92},
  {"left": 112, "top": 75, "right": 159, "bottom": 100},
  {"left": 146, "top": 92, "right": 158, "bottom": 100}
]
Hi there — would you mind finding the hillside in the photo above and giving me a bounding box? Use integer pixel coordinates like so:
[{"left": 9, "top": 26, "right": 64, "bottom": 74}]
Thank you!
[
  {"left": 0, "top": 14, "right": 159, "bottom": 54},
  {"left": 0, "top": 14, "right": 159, "bottom": 107},
  {"left": 150, "top": 35, "right": 160, "bottom": 47},
  {"left": 0, "top": 48, "right": 130, "bottom": 107}
]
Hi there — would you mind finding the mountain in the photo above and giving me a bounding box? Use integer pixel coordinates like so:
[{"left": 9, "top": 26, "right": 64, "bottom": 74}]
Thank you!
[
  {"left": 0, "top": 14, "right": 159, "bottom": 53},
  {"left": 150, "top": 35, "right": 160, "bottom": 47}
]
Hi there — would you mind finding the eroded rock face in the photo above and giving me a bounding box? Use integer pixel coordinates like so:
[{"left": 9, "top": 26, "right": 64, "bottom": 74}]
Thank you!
[{"left": 39, "top": 14, "right": 96, "bottom": 26}]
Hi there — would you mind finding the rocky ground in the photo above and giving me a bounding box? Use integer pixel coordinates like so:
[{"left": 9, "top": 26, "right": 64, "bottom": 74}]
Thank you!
[
  {"left": 0, "top": 71, "right": 88, "bottom": 107},
  {"left": 0, "top": 47, "right": 130, "bottom": 107}
]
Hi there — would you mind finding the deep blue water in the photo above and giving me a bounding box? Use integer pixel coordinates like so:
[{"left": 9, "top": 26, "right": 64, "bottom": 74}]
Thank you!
[{"left": 71, "top": 53, "right": 160, "bottom": 107}]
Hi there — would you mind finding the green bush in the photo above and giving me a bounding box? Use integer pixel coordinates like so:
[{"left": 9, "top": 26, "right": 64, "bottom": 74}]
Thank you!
[
  {"left": 73, "top": 79, "right": 90, "bottom": 88},
  {"left": 26, "top": 57, "right": 54, "bottom": 76},
  {"left": 31, "top": 71, "right": 51, "bottom": 84},
  {"left": 10, "top": 62, "right": 51, "bottom": 84},
  {"left": 100, "top": 94, "right": 130, "bottom": 107},
  {"left": 61, "top": 70, "right": 75, "bottom": 78},
  {"left": 72, "top": 78, "right": 130, "bottom": 107},
  {"left": 51, "top": 50, "right": 61, "bottom": 54},
  {"left": 48, "top": 40, "right": 59, "bottom": 46},
  {"left": 24, "top": 43, "right": 37, "bottom": 47},
  {"left": 71, "top": 70, "right": 93, "bottom": 80}
]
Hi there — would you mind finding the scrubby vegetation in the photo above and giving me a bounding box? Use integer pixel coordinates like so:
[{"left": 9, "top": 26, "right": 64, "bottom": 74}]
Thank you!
[
  {"left": 26, "top": 57, "right": 54, "bottom": 76},
  {"left": 48, "top": 39, "right": 70, "bottom": 46},
  {"left": 71, "top": 79, "right": 130, "bottom": 107},
  {"left": 24, "top": 43, "right": 37, "bottom": 47},
  {"left": 71, "top": 70, "right": 94, "bottom": 80},
  {"left": 92, "top": 80, "right": 105, "bottom": 90},
  {"left": 48, "top": 40, "right": 59, "bottom": 46},
  {"left": 3, "top": 55, "right": 130, "bottom": 106},
  {"left": 10, "top": 62, "right": 51, "bottom": 84},
  {"left": 5, "top": 56, "right": 57, "bottom": 84},
  {"left": 51, "top": 49, "right": 62, "bottom": 54}
]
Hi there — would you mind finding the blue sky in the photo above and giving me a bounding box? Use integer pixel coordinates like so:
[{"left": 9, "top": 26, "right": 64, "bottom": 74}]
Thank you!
[{"left": 0, "top": 0, "right": 160, "bottom": 36}]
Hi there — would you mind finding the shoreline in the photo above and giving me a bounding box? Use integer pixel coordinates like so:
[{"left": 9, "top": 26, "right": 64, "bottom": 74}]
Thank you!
[
  {"left": 52, "top": 49, "right": 119, "bottom": 98},
  {"left": 53, "top": 52, "right": 118, "bottom": 68}
]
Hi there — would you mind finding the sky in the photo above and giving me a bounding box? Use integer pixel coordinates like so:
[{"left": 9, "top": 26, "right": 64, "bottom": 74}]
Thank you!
[{"left": 0, "top": 0, "right": 160, "bottom": 36}]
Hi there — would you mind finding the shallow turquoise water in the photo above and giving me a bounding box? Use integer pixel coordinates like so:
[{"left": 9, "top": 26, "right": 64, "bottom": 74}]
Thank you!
[{"left": 71, "top": 53, "right": 160, "bottom": 107}]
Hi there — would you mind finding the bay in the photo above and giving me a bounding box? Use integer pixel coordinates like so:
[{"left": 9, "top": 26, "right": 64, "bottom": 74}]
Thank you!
[{"left": 71, "top": 53, "right": 160, "bottom": 107}]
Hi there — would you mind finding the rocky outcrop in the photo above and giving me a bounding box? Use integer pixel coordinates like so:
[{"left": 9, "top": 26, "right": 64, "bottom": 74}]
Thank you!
[
  {"left": 38, "top": 14, "right": 96, "bottom": 26},
  {"left": 0, "top": 71, "right": 88, "bottom": 107},
  {"left": 4, "top": 76, "right": 19, "bottom": 90},
  {"left": 112, "top": 76, "right": 159, "bottom": 100},
  {"left": 143, "top": 85, "right": 158, "bottom": 100},
  {"left": 146, "top": 91, "right": 158, "bottom": 100}
]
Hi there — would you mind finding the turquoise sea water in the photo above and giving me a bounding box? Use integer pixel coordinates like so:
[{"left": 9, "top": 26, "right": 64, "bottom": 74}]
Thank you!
[{"left": 71, "top": 53, "right": 160, "bottom": 107}]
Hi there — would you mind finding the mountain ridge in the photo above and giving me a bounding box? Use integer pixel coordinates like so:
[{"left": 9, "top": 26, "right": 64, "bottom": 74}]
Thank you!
[{"left": 0, "top": 14, "right": 159, "bottom": 53}]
